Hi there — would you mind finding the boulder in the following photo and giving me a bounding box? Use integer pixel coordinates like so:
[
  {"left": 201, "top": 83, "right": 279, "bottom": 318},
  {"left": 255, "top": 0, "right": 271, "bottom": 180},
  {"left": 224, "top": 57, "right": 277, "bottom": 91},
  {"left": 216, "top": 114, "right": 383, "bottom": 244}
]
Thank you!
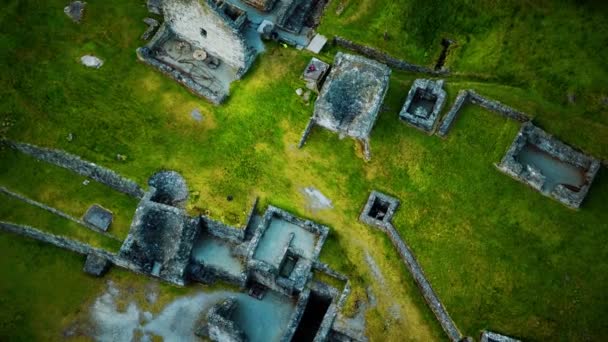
[
  {"left": 64, "top": 1, "right": 86, "bottom": 23},
  {"left": 80, "top": 55, "right": 103, "bottom": 69}
]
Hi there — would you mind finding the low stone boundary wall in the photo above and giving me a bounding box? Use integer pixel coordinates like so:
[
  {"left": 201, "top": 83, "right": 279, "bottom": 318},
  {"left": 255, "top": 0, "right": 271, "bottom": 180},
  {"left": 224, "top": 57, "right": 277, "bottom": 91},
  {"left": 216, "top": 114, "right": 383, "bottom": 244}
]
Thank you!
[
  {"left": 333, "top": 37, "right": 442, "bottom": 75},
  {"left": 0, "top": 221, "right": 157, "bottom": 281},
  {"left": 380, "top": 223, "right": 462, "bottom": 341},
  {"left": 8, "top": 141, "right": 144, "bottom": 198},
  {"left": 298, "top": 118, "right": 316, "bottom": 148},
  {"left": 0, "top": 186, "right": 119, "bottom": 239},
  {"left": 242, "top": 197, "right": 259, "bottom": 239},
  {"left": 202, "top": 215, "right": 245, "bottom": 243},
  {"left": 437, "top": 90, "right": 530, "bottom": 137}
]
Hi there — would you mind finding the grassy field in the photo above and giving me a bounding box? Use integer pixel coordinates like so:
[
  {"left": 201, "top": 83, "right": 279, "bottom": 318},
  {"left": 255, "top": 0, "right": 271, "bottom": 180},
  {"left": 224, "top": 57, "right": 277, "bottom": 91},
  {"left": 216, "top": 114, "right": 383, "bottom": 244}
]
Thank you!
[{"left": 1, "top": 0, "right": 607, "bottom": 341}]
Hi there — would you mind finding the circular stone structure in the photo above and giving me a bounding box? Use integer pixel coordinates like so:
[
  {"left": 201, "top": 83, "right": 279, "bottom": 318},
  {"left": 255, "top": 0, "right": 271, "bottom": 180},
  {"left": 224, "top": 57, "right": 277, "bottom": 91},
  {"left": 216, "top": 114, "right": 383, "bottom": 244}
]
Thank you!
[{"left": 148, "top": 171, "right": 189, "bottom": 207}]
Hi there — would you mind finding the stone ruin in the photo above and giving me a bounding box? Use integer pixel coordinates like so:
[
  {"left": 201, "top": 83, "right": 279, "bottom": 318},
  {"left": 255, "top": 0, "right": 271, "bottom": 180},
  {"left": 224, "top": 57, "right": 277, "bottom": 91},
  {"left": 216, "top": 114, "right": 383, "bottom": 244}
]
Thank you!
[
  {"left": 359, "top": 191, "right": 400, "bottom": 228},
  {"left": 497, "top": 122, "right": 600, "bottom": 209},
  {"left": 198, "top": 297, "right": 248, "bottom": 341},
  {"left": 480, "top": 330, "right": 521, "bottom": 342},
  {"left": 64, "top": 1, "right": 86, "bottom": 23},
  {"left": 139, "top": 0, "right": 327, "bottom": 103},
  {"left": 82, "top": 204, "right": 113, "bottom": 231},
  {"left": 0, "top": 141, "right": 362, "bottom": 341},
  {"left": 299, "top": 52, "right": 391, "bottom": 160},
  {"left": 302, "top": 57, "right": 330, "bottom": 93},
  {"left": 399, "top": 79, "right": 447, "bottom": 133}
]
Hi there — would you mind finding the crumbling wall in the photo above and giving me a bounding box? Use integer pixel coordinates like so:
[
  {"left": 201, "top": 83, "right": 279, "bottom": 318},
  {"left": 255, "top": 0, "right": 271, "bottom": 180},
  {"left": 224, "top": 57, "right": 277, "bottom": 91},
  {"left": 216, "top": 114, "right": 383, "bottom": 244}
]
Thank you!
[
  {"left": 333, "top": 37, "right": 440, "bottom": 74},
  {"left": 437, "top": 90, "right": 530, "bottom": 137},
  {"left": 242, "top": 0, "right": 278, "bottom": 12},
  {"left": 162, "top": 0, "right": 255, "bottom": 75},
  {"left": 8, "top": 141, "right": 144, "bottom": 198}
]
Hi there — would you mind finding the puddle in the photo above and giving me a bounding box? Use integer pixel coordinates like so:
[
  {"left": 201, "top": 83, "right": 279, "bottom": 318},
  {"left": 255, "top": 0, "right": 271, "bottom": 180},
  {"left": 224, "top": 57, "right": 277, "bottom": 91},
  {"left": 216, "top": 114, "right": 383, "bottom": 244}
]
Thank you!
[
  {"left": 191, "top": 233, "right": 245, "bottom": 276},
  {"left": 516, "top": 144, "right": 586, "bottom": 192},
  {"left": 254, "top": 217, "right": 317, "bottom": 266}
]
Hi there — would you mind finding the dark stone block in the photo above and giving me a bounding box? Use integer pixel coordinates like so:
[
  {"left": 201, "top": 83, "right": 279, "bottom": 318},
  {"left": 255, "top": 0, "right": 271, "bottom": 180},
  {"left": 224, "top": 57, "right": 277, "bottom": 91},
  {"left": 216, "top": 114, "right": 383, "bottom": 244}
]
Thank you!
[
  {"left": 83, "top": 204, "right": 113, "bottom": 231},
  {"left": 83, "top": 253, "right": 111, "bottom": 276}
]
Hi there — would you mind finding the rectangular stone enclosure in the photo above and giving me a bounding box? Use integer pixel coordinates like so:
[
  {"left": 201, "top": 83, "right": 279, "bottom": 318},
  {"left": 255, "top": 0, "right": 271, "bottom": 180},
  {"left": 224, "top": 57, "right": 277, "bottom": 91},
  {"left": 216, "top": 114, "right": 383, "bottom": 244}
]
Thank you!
[
  {"left": 399, "top": 79, "right": 447, "bottom": 133},
  {"left": 302, "top": 57, "right": 330, "bottom": 92},
  {"left": 359, "top": 191, "right": 400, "bottom": 228},
  {"left": 497, "top": 122, "right": 600, "bottom": 208},
  {"left": 83, "top": 204, "right": 113, "bottom": 231},
  {"left": 313, "top": 52, "right": 391, "bottom": 140}
]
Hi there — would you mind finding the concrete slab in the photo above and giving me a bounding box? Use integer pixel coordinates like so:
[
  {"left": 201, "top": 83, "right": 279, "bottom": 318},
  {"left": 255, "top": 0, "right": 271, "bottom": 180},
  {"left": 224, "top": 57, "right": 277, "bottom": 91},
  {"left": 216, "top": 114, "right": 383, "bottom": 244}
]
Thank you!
[{"left": 306, "top": 34, "right": 328, "bottom": 54}]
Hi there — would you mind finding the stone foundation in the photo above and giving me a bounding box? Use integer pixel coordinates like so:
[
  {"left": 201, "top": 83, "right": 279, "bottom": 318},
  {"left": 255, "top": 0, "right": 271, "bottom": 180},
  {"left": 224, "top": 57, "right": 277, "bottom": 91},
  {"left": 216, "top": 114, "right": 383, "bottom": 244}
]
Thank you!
[
  {"left": 399, "top": 79, "right": 447, "bottom": 133},
  {"left": 333, "top": 36, "right": 441, "bottom": 75},
  {"left": 359, "top": 191, "right": 463, "bottom": 342},
  {"left": 437, "top": 90, "right": 529, "bottom": 137},
  {"left": 497, "top": 122, "right": 600, "bottom": 208},
  {"left": 8, "top": 141, "right": 144, "bottom": 198}
]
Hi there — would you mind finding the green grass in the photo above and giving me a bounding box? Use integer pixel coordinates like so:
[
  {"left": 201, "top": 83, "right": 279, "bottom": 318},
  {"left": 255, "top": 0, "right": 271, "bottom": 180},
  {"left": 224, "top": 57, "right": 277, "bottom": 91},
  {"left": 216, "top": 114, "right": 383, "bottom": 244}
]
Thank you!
[
  {"left": 1, "top": 0, "right": 607, "bottom": 341},
  {"left": 0, "top": 149, "right": 138, "bottom": 239}
]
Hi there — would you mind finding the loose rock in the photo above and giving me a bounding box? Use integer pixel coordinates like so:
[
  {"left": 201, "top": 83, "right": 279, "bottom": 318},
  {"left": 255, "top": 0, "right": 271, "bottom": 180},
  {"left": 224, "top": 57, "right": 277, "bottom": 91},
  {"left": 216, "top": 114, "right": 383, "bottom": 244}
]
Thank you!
[
  {"left": 64, "top": 1, "right": 86, "bottom": 23},
  {"left": 295, "top": 88, "right": 304, "bottom": 96},
  {"left": 80, "top": 55, "right": 104, "bottom": 69}
]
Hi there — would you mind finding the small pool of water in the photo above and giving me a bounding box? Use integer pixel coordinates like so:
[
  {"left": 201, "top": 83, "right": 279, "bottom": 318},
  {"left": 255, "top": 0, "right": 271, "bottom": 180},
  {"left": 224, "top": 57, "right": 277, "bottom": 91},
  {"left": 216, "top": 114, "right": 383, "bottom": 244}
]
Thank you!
[
  {"left": 191, "top": 233, "right": 244, "bottom": 276},
  {"left": 253, "top": 217, "right": 317, "bottom": 267},
  {"left": 516, "top": 144, "right": 586, "bottom": 192}
]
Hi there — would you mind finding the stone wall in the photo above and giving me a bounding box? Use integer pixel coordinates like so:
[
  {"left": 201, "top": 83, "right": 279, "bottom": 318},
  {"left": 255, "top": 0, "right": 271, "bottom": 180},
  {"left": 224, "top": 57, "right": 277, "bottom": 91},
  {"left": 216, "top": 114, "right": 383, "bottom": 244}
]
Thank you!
[
  {"left": 0, "top": 221, "right": 153, "bottom": 280},
  {"left": 297, "top": 119, "right": 315, "bottom": 148},
  {"left": 437, "top": 90, "right": 530, "bottom": 137},
  {"left": 202, "top": 215, "right": 246, "bottom": 243},
  {"left": 497, "top": 122, "right": 601, "bottom": 209},
  {"left": 8, "top": 141, "right": 144, "bottom": 198},
  {"left": 137, "top": 25, "right": 227, "bottom": 104},
  {"left": 359, "top": 192, "right": 462, "bottom": 341},
  {"left": 382, "top": 223, "right": 462, "bottom": 341},
  {"left": 0, "top": 186, "right": 117, "bottom": 238},
  {"left": 162, "top": 0, "right": 256, "bottom": 75},
  {"left": 333, "top": 37, "right": 441, "bottom": 75}
]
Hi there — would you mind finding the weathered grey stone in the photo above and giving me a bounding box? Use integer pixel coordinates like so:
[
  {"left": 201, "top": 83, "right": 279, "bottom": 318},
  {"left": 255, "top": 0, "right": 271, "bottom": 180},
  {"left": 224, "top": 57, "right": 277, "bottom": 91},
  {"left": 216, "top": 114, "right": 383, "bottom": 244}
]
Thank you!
[
  {"left": 147, "top": 0, "right": 162, "bottom": 15},
  {"left": 302, "top": 57, "right": 330, "bottom": 93},
  {"left": 80, "top": 55, "right": 103, "bottom": 69},
  {"left": 84, "top": 253, "right": 111, "bottom": 276},
  {"left": 83, "top": 204, "right": 113, "bottom": 231},
  {"left": 0, "top": 186, "right": 114, "bottom": 236},
  {"left": 148, "top": 170, "right": 189, "bottom": 207},
  {"left": 300, "top": 53, "right": 390, "bottom": 158},
  {"left": 359, "top": 191, "right": 400, "bottom": 228},
  {"left": 141, "top": 17, "right": 160, "bottom": 41},
  {"left": 480, "top": 330, "right": 521, "bottom": 342},
  {"left": 190, "top": 108, "right": 203, "bottom": 122},
  {"left": 198, "top": 297, "right": 247, "bottom": 342},
  {"left": 497, "top": 122, "right": 600, "bottom": 209},
  {"left": 437, "top": 89, "right": 529, "bottom": 137},
  {"left": 334, "top": 36, "right": 440, "bottom": 75},
  {"left": 306, "top": 34, "right": 328, "bottom": 54},
  {"left": 119, "top": 187, "right": 199, "bottom": 286},
  {"left": 64, "top": 1, "right": 86, "bottom": 23},
  {"left": 399, "top": 79, "right": 447, "bottom": 133},
  {"left": 359, "top": 192, "right": 463, "bottom": 342},
  {"left": 8, "top": 141, "right": 144, "bottom": 198}
]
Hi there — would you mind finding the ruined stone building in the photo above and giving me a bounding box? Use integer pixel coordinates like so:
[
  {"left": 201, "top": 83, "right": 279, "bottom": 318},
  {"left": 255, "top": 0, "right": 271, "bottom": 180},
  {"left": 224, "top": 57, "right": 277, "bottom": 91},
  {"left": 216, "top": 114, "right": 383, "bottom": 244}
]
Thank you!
[
  {"left": 139, "top": 0, "right": 327, "bottom": 104},
  {"left": 299, "top": 52, "right": 391, "bottom": 159},
  {"left": 0, "top": 139, "right": 362, "bottom": 341}
]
